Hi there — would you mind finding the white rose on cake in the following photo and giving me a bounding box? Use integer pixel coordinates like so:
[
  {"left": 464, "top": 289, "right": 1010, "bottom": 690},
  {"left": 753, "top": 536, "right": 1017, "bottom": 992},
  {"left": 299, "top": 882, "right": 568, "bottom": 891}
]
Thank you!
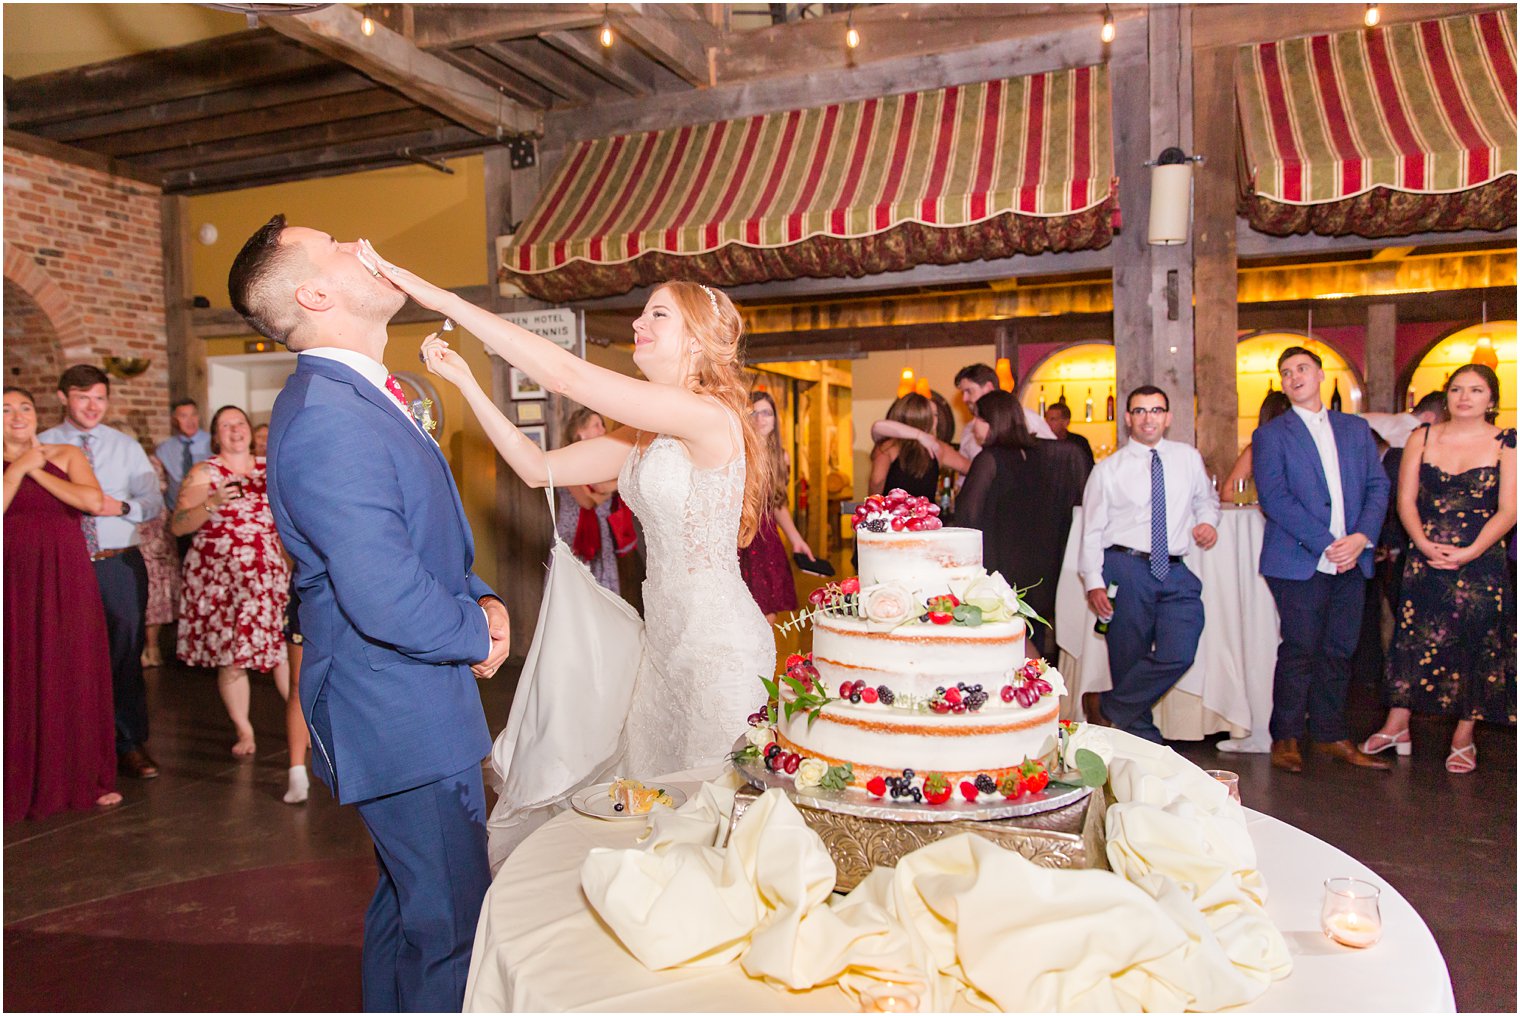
[
  {"left": 1062, "top": 723, "right": 1115, "bottom": 770},
  {"left": 859, "top": 582, "right": 918, "bottom": 627},
  {"left": 746, "top": 724, "right": 776, "bottom": 750},
  {"left": 951, "top": 571, "right": 1019, "bottom": 621},
  {"left": 1039, "top": 663, "right": 1067, "bottom": 699},
  {"left": 795, "top": 757, "right": 829, "bottom": 789}
]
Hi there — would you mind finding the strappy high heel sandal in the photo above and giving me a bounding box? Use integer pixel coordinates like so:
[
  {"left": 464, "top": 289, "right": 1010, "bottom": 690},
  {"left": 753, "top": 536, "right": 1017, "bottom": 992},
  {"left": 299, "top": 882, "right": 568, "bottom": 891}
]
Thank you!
[
  {"left": 1445, "top": 743, "right": 1477, "bottom": 774},
  {"left": 1360, "top": 730, "right": 1412, "bottom": 756}
]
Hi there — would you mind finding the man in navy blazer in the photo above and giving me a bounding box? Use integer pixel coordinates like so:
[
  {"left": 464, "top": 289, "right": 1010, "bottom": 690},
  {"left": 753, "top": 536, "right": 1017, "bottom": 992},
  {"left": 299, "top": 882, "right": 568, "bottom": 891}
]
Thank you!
[
  {"left": 1253, "top": 346, "right": 1390, "bottom": 775},
  {"left": 230, "top": 215, "right": 511, "bottom": 1011}
]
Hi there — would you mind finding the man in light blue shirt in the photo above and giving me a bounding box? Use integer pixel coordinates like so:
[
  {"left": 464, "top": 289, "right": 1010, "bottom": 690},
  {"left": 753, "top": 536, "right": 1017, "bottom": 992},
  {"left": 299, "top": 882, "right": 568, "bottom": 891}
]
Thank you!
[
  {"left": 154, "top": 398, "right": 212, "bottom": 511},
  {"left": 40, "top": 364, "right": 165, "bottom": 779}
]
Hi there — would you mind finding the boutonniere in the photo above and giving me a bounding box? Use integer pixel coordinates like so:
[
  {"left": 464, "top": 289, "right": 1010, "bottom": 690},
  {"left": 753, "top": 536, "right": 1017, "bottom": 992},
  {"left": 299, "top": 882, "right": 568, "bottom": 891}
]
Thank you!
[{"left": 408, "top": 398, "right": 438, "bottom": 434}]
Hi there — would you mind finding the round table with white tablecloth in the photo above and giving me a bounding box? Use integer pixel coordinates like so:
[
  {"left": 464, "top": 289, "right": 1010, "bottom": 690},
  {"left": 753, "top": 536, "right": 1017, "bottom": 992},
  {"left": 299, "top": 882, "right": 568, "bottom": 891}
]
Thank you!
[
  {"left": 462, "top": 764, "right": 1452, "bottom": 1013},
  {"left": 1053, "top": 504, "right": 1280, "bottom": 749}
]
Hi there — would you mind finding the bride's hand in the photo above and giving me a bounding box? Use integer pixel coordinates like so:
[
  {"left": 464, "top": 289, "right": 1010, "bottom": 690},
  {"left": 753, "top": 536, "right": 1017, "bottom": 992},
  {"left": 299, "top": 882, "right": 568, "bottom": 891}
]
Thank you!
[
  {"left": 421, "top": 334, "right": 475, "bottom": 388},
  {"left": 359, "top": 239, "right": 453, "bottom": 313}
]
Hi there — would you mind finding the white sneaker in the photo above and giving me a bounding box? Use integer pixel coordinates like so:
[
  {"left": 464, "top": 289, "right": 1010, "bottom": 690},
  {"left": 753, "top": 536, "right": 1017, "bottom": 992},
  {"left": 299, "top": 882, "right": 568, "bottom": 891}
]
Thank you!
[{"left": 283, "top": 766, "right": 310, "bottom": 804}]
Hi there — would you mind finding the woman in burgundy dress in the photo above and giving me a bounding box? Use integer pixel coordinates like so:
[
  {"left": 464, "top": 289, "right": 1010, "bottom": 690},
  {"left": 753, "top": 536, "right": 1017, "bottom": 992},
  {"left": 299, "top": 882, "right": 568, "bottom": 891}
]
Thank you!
[
  {"left": 3, "top": 386, "right": 121, "bottom": 820},
  {"left": 739, "top": 391, "right": 814, "bottom": 622},
  {"left": 173, "top": 405, "right": 290, "bottom": 757}
]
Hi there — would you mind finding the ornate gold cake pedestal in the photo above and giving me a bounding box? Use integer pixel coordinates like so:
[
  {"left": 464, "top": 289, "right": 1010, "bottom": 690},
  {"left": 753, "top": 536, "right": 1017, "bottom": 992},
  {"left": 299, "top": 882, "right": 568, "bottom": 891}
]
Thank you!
[{"left": 728, "top": 782, "right": 1108, "bottom": 893}]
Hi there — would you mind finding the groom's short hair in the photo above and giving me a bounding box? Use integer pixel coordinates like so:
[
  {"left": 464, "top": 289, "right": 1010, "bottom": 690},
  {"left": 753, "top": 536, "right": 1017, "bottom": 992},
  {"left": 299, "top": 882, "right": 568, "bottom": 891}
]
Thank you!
[{"left": 229, "top": 214, "right": 309, "bottom": 349}]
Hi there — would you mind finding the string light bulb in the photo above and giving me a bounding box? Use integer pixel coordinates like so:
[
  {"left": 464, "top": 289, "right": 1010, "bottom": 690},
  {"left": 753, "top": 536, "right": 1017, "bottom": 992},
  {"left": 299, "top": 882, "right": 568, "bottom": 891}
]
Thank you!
[
  {"left": 897, "top": 368, "right": 915, "bottom": 399},
  {"left": 1100, "top": 5, "right": 1116, "bottom": 44},
  {"left": 846, "top": 10, "right": 860, "bottom": 49},
  {"left": 599, "top": 6, "right": 614, "bottom": 47},
  {"left": 1363, "top": 3, "right": 1380, "bottom": 27},
  {"left": 360, "top": 10, "right": 375, "bottom": 36}
]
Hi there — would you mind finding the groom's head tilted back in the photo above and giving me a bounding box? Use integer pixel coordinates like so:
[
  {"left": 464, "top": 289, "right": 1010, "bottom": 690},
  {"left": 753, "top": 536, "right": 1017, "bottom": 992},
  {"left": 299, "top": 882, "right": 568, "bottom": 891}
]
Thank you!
[{"left": 229, "top": 214, "right": 405, "bottom": 353}]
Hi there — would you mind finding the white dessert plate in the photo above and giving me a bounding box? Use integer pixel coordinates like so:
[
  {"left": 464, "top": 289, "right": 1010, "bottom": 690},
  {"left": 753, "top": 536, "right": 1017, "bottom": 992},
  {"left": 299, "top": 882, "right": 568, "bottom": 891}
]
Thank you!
[{"left": 571, "top": 782, "right": 687, "bottom": 822}]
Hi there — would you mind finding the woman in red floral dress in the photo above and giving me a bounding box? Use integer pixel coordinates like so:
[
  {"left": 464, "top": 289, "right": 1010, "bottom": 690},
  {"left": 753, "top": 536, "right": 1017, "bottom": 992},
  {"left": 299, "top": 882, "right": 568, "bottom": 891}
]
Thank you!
[{"left": 172, "top": 405, "right": 290, "bottom": 756}]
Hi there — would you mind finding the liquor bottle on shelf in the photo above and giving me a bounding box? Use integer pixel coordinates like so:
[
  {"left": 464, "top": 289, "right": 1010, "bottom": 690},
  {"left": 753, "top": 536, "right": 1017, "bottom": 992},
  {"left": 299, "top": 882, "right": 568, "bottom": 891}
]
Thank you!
[
  {"left": 1105, "top": 386, "right": 1115, "bottom": 422},
  {"left": 1093, "top": 583, "right": 1118, "bottom": 635},
  {"left": 1057, "top": 385, "right": 1067, "bottom": 407},
  {"left": 1329, "top": 379, "right": 1343, "bottom": 412},
  {"left": 1084, "top": 388, "right": 1094, "bottom": 423},
  {"left": 1406, "top": 386, "right": 1416, "bottom": 411},
  {"left": 1037, "top": 385, "right": 1047, "bottom": 415}
]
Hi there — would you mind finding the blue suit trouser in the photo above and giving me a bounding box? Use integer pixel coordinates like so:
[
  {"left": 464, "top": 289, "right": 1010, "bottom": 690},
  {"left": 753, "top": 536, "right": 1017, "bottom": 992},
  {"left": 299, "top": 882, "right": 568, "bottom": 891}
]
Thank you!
[
  {"left": 1097, "top": 549, "right": 1204, "bottom": 743},
  {"left": 1266, "top": 570, "right": 1365, "bottom": 743},
  {"left": 92, "top": 548, "right": 149, "bottom": 754},
  {"left": 354, "top": 764, "right": 491, "bottom": 1013}
]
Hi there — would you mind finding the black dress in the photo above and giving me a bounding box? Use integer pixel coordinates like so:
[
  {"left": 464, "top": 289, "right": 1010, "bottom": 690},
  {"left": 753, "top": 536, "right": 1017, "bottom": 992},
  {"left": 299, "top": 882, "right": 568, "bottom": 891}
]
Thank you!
[
  {"left": 956, "top": 441, "right": 1088, "bottom": 646},
  {"left": 1385, "top": 426, "right": 1516, "bottom": 723},
  {"left": 882, "top": 449, "right": 939, "bottom": 500}
]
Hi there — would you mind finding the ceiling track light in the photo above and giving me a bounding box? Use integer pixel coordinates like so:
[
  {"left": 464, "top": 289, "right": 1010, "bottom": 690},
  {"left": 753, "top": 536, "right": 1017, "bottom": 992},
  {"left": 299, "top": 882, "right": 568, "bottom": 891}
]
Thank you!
[
  {"left": 1100, "top": 5, "right": 1116, "bottom": 44},
  {"left": 1364, "top": 3, "right": 1381, "bottom": 28}
]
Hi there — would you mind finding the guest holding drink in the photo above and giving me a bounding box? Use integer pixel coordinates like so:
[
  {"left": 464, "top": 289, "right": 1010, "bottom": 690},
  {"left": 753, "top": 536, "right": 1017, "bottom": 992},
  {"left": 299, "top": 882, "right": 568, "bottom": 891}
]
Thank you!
[
  {"left": 3, "top": 386, "right": 121, "bottom": 819},
  {"left": 172, "top": 405, "right": 291, "bottom": 757},
  {"left": 554, "top": 406, "right": 623, "bottom": 595},
  {"left": 740, "top": 390, "right": 814, "bottom": 623},
  {"left": 1361, "top": 365, "right": 1516, "bottom": 773}
]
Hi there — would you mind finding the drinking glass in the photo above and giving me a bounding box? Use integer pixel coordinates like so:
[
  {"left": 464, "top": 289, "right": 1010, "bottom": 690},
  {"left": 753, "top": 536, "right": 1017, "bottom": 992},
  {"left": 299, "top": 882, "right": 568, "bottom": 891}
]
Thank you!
[{"left": 1203, "top": 769, "right": 1241, "bottom": 803}]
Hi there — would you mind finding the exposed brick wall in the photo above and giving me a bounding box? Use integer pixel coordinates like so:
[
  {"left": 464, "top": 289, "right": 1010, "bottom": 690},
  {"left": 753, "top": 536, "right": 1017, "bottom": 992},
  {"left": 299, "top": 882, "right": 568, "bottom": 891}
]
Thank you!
[
  {"left": 3, "top": 278, "right": 65, "bottom": 431},
  {"left": 3, "top": 146, "right": 169, "bottom": 445}
]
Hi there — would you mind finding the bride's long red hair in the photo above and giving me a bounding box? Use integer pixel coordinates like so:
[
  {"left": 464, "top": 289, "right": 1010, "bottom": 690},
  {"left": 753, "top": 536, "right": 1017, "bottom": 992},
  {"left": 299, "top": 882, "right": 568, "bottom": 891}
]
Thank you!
[{"left": 659, "top": 280, "right": 768, "bottom": 547}]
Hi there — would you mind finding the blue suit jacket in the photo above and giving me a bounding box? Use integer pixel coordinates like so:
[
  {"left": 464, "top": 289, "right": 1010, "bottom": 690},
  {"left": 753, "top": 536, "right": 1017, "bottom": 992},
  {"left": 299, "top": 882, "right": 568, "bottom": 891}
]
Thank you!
[
  {"left": 267, "top": 355, "right": 494, "bottom": 804},
  {"left": 1253, "top": 409, "right": 1390, "bottom": 581}
]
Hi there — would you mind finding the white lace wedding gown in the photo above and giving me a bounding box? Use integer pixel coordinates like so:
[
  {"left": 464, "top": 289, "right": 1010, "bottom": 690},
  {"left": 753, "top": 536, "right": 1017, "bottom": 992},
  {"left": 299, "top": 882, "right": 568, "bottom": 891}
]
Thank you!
[{"left": 617, "top": 414, "right": 776, "bottom": 776}]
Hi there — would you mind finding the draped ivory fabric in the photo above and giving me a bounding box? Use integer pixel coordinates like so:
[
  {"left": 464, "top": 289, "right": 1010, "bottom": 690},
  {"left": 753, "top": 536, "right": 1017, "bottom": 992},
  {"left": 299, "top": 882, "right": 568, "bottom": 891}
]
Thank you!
[{"left": 579, "top": 729, "right": 1292, "bottom": 1012}]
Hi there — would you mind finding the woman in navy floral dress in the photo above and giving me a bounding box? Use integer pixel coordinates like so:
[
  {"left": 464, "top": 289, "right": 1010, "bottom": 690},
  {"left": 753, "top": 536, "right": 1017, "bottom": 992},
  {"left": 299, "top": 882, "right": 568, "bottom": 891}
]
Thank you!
[{"left": 1362, "top": 365, "right": 1516, "bottom": 773}]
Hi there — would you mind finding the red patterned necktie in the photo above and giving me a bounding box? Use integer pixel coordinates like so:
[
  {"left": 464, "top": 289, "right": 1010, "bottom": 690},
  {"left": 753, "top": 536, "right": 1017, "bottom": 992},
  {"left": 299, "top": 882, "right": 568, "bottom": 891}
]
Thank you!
[
  {"left": 383, "top": 374, "right": 410, "bottom": 413},
  {"left": 80, "top": 434, "right": 101, "bottom": 557}
]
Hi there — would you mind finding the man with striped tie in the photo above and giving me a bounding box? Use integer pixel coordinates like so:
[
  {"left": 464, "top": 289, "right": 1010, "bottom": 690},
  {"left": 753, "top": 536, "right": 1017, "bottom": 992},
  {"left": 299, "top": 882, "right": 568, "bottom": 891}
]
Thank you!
[{"left": 1078, "top": 386, "right": 1220, "bottom": 743}]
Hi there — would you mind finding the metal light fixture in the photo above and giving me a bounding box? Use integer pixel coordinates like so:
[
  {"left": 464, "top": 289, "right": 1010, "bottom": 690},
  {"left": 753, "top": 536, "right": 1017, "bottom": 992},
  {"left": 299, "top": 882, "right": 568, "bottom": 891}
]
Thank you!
[
  {"left": 897, "top": 368, "right": 915, "bottom": 398},
  {"left": 1146, "top": 147, "right": 1203, "bottom": 245},
  {"left": 1100, "top": 5, "right": 1116, "bottom": 44},
  {"left": 599, "top": 5, "right": 614, "bottom": 47},
  {"left": 914, "top": 377, "right": 932, "bottom": 399},
  {"left": 1364, "top": 4, "right": 1381, "bottom": 28},
  {"left": 846, "top": 10, "right": 860, "bottom": 49},
  {"left": 995, "top": 357, "right": 1016, "bottom": 392},
  {"left": 360, "top": 6, "right": 375, "bottom": 35},
  {"left": 1472, "top": 300, "right": 1500, "bottom": 369}
]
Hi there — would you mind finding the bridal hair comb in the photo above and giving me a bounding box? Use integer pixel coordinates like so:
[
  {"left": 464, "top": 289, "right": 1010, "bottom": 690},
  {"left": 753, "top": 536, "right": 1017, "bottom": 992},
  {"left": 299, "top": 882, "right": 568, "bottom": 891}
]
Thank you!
[{"left": 697, "top": 283, "right": 719, "bottom": 314}]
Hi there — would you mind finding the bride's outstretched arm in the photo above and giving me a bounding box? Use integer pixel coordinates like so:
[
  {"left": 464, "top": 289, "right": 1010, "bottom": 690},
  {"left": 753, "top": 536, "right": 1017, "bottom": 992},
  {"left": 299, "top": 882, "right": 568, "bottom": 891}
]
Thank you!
[
  {"left": 422, "top": 335, "right": 634, "bottom": 488},
  {"left": 365, "top": 242, "right": 728, "bottom": 448}
]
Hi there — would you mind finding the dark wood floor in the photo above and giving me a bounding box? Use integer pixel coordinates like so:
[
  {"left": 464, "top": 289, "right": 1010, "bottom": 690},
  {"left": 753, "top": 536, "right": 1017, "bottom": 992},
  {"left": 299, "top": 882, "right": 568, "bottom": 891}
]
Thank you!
[{"left": 5, "top": 643, "right": 1514, "bottom": 1011}]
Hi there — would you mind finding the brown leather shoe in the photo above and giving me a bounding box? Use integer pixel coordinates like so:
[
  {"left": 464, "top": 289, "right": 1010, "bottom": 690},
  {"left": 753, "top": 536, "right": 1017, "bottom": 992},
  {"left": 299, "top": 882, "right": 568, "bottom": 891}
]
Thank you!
[
  {"left": 1082, "top": 692, "right": 1113, "bottom": 728},
  {"left": 1270, "top": 739, "right": 1303, "bottom": 773},
  {"left": 1312, "top": 739, "right": 1392, "bottom": 771},
  {"left": 118, "top": 748, "right": 160, "bottom": 780}
]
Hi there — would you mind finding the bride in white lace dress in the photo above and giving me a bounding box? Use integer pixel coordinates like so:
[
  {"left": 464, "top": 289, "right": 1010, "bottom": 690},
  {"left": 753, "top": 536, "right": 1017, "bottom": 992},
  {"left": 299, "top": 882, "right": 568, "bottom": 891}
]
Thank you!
[{"left": 364, "top": 244, "right": 775, "bottom": 777}]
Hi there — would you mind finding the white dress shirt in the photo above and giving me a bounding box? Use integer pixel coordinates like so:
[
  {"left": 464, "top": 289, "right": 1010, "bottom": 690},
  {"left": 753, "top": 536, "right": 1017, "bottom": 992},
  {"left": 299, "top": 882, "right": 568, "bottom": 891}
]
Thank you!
[
  {"left": 1360, "top": 411, "right": 1422, "bottom": 449},
  {"left": 1078, "top": 436, "right": 1221, "bottom": 591},
  {"left": 37, "top": 420, "right": 164, "bottom": 551},
  {"left": 1291, "top": 404, "right": 1347, "bottom": 574}
]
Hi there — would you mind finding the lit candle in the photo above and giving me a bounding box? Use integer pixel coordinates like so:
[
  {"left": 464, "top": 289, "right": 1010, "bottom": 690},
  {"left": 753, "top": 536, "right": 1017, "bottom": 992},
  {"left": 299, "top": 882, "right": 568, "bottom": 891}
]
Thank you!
[{"left": 1324, "top": 911, "right": 1381, "bottom": 948}]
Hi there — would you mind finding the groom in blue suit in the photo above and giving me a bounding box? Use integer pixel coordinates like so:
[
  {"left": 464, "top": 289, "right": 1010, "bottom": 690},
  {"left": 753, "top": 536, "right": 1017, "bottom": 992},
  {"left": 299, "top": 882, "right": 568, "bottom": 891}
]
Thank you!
[
  {"left": 230, "top": 216, "right": 511, "bottom": 1011},
  {"left": 1253, "top": 346, "right": 1390, "bottom": 776}
]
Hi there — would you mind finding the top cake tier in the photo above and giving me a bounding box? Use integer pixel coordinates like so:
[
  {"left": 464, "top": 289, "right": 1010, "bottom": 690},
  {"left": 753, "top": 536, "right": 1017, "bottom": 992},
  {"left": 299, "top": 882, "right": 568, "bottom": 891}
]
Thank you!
[{"left": 856, "top": 526, "right": 984, "bottom": 591}]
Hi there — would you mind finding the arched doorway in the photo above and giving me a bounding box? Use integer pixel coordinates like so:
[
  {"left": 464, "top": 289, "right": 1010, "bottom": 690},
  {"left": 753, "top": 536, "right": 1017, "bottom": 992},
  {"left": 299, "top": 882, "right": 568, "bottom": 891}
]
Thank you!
[
  {"left": 3, "top": 279, "right": 64, "bottom": 431},
  {"left": 1401, "top": 321, "right": 1517, "bottom": 429},
  {"left": 1235, "top": 332, "right": 1364, "bottom": 453}
]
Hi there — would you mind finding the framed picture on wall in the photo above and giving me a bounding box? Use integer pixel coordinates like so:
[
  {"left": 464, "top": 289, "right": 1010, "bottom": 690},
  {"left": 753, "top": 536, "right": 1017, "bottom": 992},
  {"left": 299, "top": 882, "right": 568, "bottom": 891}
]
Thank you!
[
  {"left": 515, "top": 401, "right": 545, "bottom": 425},
  {"left": 520, "top": 425, "right": 547, "bottom": 449},
  {"left": 508, "top": 367, "right": 546, "bottom": 401}
]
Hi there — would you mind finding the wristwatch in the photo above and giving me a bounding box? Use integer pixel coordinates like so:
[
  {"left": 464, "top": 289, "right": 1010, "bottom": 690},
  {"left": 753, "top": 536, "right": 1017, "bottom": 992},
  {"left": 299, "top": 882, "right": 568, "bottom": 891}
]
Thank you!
[{"left": 117, "top": 500, "right": 131, "bottom": 517}]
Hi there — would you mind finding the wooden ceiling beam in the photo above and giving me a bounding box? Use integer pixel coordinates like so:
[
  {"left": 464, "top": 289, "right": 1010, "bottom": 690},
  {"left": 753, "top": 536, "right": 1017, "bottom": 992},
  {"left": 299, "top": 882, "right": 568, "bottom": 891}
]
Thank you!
[
  {"left": 1237, "top": 222, "right": 1517, "bottom": 258},
  {"left": 27, "top": 68, "right": 374, "bottom": 145},
  {"left": 613, "top": 12, "right": 720, "bottom": 86},
  {"left": 1190, "top": 3, "right": 1510, "bottom": 49},
  {"left": 91, "top": 89, "right": 416, "bottom": 158},
  {"left": 262, "top": 5, "right": 540, "bottom": 137},
  {"left": 160, "top": 124, "right": 490, "bottom": 195},
  {"left": 480, "top": 40, "right": 599, "bottom": 104},
  {"left": 435, "top": 48, "right": 556, "bottom": 108},
  {"left": 4, "top": 32, "right": 331, "bottom": 129},
  {"left": 137, "top": 108, "right": 449, "bottom": 172},
  {"left": 539, "top": 29, "right": 662, "bottom": 97},
  {"left": 402, "top": 5, "right": 626, "bottom": 49},
  {"left": 2, "top": 129, "right": 162, "bottom": 188}
]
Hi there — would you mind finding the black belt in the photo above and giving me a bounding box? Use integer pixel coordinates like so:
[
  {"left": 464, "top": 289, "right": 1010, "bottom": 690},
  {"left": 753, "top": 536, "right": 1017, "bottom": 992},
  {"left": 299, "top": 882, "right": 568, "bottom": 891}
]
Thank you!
[
  {"left": 1110, "top": 544, "right": 1184, "bottom": 564},
  {"left": 91, "top": 546, "right": 139, "bottom": 562}
]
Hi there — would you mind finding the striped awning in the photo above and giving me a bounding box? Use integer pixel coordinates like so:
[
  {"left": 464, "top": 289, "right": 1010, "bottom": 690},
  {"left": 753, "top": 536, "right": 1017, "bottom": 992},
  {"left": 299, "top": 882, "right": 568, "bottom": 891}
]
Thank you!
[
  {"left": 500, "top": 67, "right": 1115, "bottom": 302},
  {"left": 1237, "top": 10, "right": 1517, "bottom": 236}
]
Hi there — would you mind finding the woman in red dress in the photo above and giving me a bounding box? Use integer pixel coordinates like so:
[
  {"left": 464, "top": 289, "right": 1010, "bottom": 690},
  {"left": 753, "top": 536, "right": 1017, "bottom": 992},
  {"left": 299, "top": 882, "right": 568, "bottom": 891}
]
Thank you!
[
  {"left": 739, "top": 391, "right": 814, "bottom": 622},
  {"left": 3, "top": 387, "right": 120, "bottom": 820},
  {"left": 172, "top": 405, "right": 290, "bottom": 757}
]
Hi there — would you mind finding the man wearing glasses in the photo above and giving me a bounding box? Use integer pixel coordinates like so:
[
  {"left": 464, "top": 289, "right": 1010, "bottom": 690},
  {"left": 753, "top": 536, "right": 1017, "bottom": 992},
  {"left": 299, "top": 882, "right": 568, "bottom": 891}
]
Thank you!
[{"left": 1078, "top": 386, "right": 1220, "bottom": 742}]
